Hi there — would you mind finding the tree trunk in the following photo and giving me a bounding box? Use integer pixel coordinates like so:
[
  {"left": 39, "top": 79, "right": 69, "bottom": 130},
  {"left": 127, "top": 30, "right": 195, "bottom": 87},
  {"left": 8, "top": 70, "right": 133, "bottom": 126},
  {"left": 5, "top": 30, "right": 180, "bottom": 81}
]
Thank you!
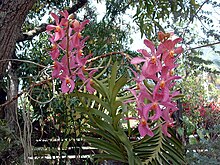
[{"left": 0, "top": 0, "right": 36, "bottom": 130}]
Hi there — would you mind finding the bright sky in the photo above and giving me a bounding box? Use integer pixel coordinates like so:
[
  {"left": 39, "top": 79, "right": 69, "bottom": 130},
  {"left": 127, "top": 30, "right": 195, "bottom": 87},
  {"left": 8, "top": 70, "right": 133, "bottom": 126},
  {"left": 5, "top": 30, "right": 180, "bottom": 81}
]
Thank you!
[{"left": 92, "top": 1, "right": 145, "bottom": 51}]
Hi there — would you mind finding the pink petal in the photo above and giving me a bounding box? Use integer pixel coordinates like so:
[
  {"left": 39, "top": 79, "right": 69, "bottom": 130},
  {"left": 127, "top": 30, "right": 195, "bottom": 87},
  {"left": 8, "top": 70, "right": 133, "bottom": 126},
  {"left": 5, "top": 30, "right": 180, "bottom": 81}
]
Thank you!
[
  {"left": 161, "top": 108, "right": 171, "bottom": 122},
  {"left": 137, "top": 49, "right": 151, "bottom": 57},
  {"left": 147, "top": 63, "right": 157, "bottom": 75},
  {"left": 51, "top": 13, "right": 59, "bottom": 25},
  {"left": 173, "top": 37, "right": 182, "bottom": 45},
  {"left": 52, "top": 69, "right": 59, "bottom": 78},
  {"left": 139, "top": 85, "right": 153, "bottom": 102},
  {"left": 144, "top": 73, "right": 159, "bottom": 82},
  {"left": 69, "top": 79, "right": 75, "bottom": 93},
  {"left": 150, "top": 106, "right": 162, "bottom": 120},
  {"left": 162, "top": 87, "right": 170, "bottom": 102},
  {"left": 166, "top": 75, "right": 181, "bottom": 83},
  {"left": 59, "top": 10, "right": 69, "bottom": 19},
  {"left": 161, "top": 66, "right": 169, "bottom": 79},
  {"left": 50, "top": 49, "right": 60, "bottom": 60},
  {"left": 60, "top": 37, "right": 67, "bottom": 50},
  {"left": 81, "top": 19, "right": 90, "bottom": 29},
  {"left": 61, "top": 81, "right": 69, "bottom": 93},
  {"left": 54, "top": 32, "right": 61, "bottom": 41},
  {"left": 60, "top": 18, "right": 68, "bottom": 27},
  {"left": 71, "top": 32, "right": 80, "bottom": 48},
  {"left": 153, "top": 83, "right": 160, "bottom": 100},
  {"left": 141, "top": 62, "right": 148, "bottom": 76},
  {"left": 127, "top": 88, "right": 138, "bottom": 100},
  {"left": 164, "top": 57, "right": 175, "bottom": 69},
  {"left": 130, "top": 57, "right": 146, "bottom": 64},
  {"left": 163, "top": 40, "right": 173, "bottom": 50},
  {"left": 138, "top": 123, "right": 154, "bottom": 137},
  {"left": 174, "top": 46, "right": 183, "bottom": 54},
  {"left": 171, "top": 90, "right": 180, "bottom": 98},
  {"left": 144, "top": 39, "right": 155, "bottom": 54},
  {"left": 157, "top": 44, "right": 166, "bottom": 55},
  {"left": 162, "top": 123, "right": 171, "bottom": 137},
  {"left": 143, "top": 103, "right": 152, "bottom": 119},
  {"left": 86, "top": 80, "right": 95, "bottom": 94},
  {"left": 46, "top": 25, "right": 56, "bottom": 31}
]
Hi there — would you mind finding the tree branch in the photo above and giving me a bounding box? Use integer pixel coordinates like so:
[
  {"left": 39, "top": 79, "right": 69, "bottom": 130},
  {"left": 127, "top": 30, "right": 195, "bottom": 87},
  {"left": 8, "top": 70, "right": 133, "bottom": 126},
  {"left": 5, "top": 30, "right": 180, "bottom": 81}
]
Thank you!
[
  {"left": 189, "top": 41, "right": 220, "bottom": 50},
  {"left": 0, "top": 78, "right": 52, "bottom": 109},
  {"left": 190, "top": 0, "right": 208, "bottom": 22},
  {"left": 87, "top": 51, "right": 132, "bottom": 63},
  {"left": 17, "top": 0, "right": 88, "bottom": 42},
  {"left": 0, "top": 58, "right": 46, "bottom": 68}
]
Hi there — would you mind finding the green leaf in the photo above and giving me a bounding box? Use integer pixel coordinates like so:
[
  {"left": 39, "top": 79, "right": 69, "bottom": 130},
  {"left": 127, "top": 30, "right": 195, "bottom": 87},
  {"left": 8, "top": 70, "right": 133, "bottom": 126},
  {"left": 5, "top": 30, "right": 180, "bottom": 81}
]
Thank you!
[
  {"left": 86, "top": 127, "right": 118, "bottom": 145},
  {"left": 111, "top": 74, "right": 128, "bottom": 103},
  {"left": 75, "top": 92, "right": 111, "bottom": 111},
  {"left": 108, "top": 61, "right": 118, "bottom": 97},
  {"left": 88, "top": 115, "right": 117, "bottom": 138},
  {"left": 92, "top": 77, "right": 110, "bottom": 101},
  {"left": 61, "top": 140, "right": 70, "bottom": 150},
  {"left": 88, "top": 108, "right": 112, "bottom": 123},
  {"left": 94, "top": 56, "right": 112, "bottom": 79},
  {"left": 113, "top": 113, "right": 122, "bottom": 129},
  {"left": 132, "top": 125, "right": 185, "bottom": 164},
  {"left": 93, "top": 153, "right": 127, "bottom": 163}
]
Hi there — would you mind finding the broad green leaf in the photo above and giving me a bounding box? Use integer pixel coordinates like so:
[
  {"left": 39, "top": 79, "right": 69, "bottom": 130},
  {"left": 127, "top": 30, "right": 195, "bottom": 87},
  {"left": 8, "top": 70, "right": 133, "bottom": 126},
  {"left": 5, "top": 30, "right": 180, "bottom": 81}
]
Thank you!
[
  {"left": 112, "top": 114, "right": 122, "bottom": 129},
  {"left": 88, "top": 115, "right": 118, "bottom": 139},
  {"left": 93, "top": 153, "right": 127, "bottom": 163},
  {"left": 92, "top": 77, "right": 110, "bottom": 101},
  {"left": 75, "top": 92, "right": 111, "bottom": 111},
  {"left": 86, "top": 127, "right": 119, "bottom": 145},
  {"left": 110, "top": 74, "right": 128, "bottom": 103},
  {"left": 84, "top": 136, "right": 124, "bottom": 157},
  {"left": 94, "top": 56, "right": 112, "bottom": 79},
  {"left": 111, "top": 100, "right": 122, "bottom": 117},
  {"left": 88, "top": 108, "right": 112, "bottom": 123},
  {"left": 108, "top": 61, "right": 118, "bottom": 98}
]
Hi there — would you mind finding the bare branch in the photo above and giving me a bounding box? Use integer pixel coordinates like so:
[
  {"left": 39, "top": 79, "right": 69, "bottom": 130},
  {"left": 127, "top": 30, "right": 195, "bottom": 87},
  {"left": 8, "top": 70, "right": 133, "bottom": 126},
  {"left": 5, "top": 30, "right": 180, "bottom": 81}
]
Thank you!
[
  {"left": 17, "top": 0, "right": 88, "bottom": 42},
  {"left": 190, "top": 0, "right": 209, "bottom": 22},
  {"left": 17, "top": 23, "right": 47, "bottom": 42},
  {"left": 68, "top": 0, "right": 88, "bottom": 15},
  {"left": 87, "top": 51, "right": 132, "bottom": 63},
  {"left": 0, "top": 58, "right": 46, "bottom": 68},
  {"left": 189, "top": 41, "right": 220, "bottom": 50},
  {"left": 0, "top": 78, "right": 52, "bottom": 108}
]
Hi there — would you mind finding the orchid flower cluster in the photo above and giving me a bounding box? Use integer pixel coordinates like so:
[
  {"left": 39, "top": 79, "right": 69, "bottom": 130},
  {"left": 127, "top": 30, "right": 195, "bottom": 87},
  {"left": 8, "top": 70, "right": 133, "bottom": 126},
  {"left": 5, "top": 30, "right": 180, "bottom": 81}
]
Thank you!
[
  {"left": 129, "top": 32, "right": 183, "bottom": 137},
  {"left": 46, "top": 10, "right": 183, "bottom": 138},
  {"left": 46, "top": 10, "right": 95, "bottom": 93}
]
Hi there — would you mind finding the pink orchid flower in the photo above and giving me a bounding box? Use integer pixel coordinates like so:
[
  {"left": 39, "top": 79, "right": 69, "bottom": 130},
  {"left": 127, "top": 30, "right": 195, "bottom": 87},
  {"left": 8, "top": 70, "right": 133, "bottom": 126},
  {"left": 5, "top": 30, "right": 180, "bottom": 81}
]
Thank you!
[
  {"left": 71, "top": 19, "right": 90, "bottom": 32},
  {"left": 153, "top": 66, "right": 181, "bottom": 102},
  {"left": 161, "top": 122, "right": 174, "bottom": 137},
  {"left": 137, "top": 84, "right": 162, "bottom": 121},
  {"left": 52, "top": 61, "right": 63, "bottom": 78},
  {"left": 60, "top": 75, "right": 75, "bottom": 93},
  {"left": 61, "top": 53, "right": 77, "bottom": 71},
  {"left": 159, "top": 38, "right": 183, "bottom": 68},
  {"left": 46, "top": 12, "right": 66, "bottom": 41},
  {"left": 138, "top": 117, "right": 154, "bottom": 137},
  {"left": 49, "top": 43, "right": 60, "bottom": 60},
  {"left": 131, "top": 39, "right": 162, "bottom": 76}
]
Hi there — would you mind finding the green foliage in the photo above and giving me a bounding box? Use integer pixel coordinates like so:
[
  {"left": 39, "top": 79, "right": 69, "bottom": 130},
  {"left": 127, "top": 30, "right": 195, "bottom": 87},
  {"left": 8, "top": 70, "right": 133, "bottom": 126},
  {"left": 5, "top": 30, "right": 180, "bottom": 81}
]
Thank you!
[
  {"left": 186, "top": 134, "right": 220, "bottom": 164},
  {"left": 0, "top": 120, "right": 22, "bottom": 164}
]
